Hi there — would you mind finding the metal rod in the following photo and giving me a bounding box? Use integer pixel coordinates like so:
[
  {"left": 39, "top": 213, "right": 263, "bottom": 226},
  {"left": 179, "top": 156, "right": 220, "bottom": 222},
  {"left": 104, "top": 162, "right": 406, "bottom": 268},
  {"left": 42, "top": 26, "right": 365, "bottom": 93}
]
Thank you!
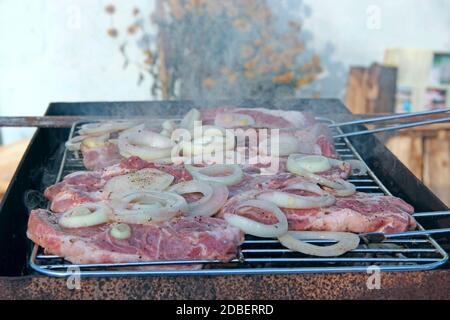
[
  {"left": 413, "top": 211, "right": 450, "bottom": 218},
  {"left": 385, "top": 228, "right": 450, "bottom": 238},
  {"left": 0, "top": 116, "right": 181, "bottom": 128},
  {"left": 334, "top": 116, "right": 450, "bottom": 138},
  {"left": 362, "top": 228, "right": 450, "bottom": 242},
  {"left": 330, "top": 107, "right": 450, "bottom": 128},
  {"left": 2, "top": 111, "right": 447, "bottom": 128}
]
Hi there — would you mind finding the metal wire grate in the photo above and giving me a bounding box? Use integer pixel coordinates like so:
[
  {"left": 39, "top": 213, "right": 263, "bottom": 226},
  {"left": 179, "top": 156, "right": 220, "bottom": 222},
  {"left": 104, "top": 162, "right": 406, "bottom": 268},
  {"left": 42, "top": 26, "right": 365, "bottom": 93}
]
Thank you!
[{"left": 29, "top": 117, "right": 449, "bottom": 277}]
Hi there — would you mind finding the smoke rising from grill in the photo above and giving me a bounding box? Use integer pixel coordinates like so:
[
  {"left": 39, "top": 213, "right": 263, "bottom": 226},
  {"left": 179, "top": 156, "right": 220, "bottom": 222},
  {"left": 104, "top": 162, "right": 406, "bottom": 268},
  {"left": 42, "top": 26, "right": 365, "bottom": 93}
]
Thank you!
[
  {"left": 109, "top": 0, "right": 324, "bottom": 103},
  {"left": 23, "top": 139, "right": 66, "bottom": 213}
]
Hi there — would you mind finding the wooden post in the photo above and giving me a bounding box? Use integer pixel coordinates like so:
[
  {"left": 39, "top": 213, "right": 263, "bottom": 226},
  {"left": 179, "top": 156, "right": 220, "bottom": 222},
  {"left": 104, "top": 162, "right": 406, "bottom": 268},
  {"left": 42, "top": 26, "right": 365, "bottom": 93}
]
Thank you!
[{"left": 346, "top": 63, "right": 397, "bottom": 114}]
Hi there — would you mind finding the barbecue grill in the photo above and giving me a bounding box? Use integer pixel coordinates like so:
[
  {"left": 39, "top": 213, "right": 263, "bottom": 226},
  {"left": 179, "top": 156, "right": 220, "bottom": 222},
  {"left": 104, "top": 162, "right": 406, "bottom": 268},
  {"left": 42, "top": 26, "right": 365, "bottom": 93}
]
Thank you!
[{"left": 0, "top": 99, "right": 449, "bottom": 298}]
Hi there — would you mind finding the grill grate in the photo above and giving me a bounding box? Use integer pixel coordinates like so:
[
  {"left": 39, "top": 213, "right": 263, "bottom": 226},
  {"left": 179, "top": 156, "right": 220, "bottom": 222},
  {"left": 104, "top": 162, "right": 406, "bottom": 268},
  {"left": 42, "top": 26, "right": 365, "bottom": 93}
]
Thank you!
[{"left": 29, "top": 118, "right": 449, "bottom": 277}]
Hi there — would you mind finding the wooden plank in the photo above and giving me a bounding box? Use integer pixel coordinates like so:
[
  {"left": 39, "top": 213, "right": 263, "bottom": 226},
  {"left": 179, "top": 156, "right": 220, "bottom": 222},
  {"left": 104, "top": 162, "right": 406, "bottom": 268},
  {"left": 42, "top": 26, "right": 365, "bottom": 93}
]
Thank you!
[
  {"left": 369, "top": 63, "right": 397, "bottom": 114},
  {"left": 423, "top": 132, "right": 450, "bottom": 206},
  {"left": 0, "top": 139, "right": 30, "bottom": 197},
  {"left": 346, "top": 63, "right": 397, "bottom": 114},
  {"left": 346, "top": 67, "right": 367, "bottom": 114},
  {"left": 385, "top": 135, "right": 423, "bottom": 180}
]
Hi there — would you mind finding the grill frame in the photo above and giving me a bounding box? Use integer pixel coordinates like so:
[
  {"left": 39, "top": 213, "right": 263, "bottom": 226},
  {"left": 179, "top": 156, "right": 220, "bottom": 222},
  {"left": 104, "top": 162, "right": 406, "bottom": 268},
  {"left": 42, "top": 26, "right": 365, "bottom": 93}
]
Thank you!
[
  {"left": 0, "top": 99, "right": 448, "bottom": 278},
  {"left": 28, "top": 116, "right": 449, "bottom": 277}
]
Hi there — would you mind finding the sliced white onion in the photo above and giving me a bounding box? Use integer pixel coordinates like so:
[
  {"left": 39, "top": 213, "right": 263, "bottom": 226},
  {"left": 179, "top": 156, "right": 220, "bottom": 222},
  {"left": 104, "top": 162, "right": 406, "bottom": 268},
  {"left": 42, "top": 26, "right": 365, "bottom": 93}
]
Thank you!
[
  {"left": 182, "top": 125, "right": 235, "bottom": 157},
  {"left": 257, "top": 189, "right": 335, "bottom": 209},
  {"left": 58, "top": 203, "right": 111, "bottom": 228},
  {"left": 284, "top": 181, "right": 326, "bottom": 194},
  {"left": 79, "top": 121, "right": 139, "bottom": 136},
  {"left": 296, "top": 155, "right": 332, "bottom": 173},
  {"left": 327, "top": 179, "right": 356, "bottom": 197},
  {"left": 110, "top": 223, "right": 132, "bottom": 240},
  {"left": 278, "top": 231, "right": 360, "bottom": 257},
  {"left": 113, "top": 191, "right": 187, "bottom": 224},
  {"left": 286, "top": 154, "right": 331, "bottom": 173},
  {"left": 65, "top": 136, "right": 86, "bottom": 151},
  {"left": 104, "top": 168, "right": 174, "bottom": 199},
  {"left": 259, "top": 135, "right": 301, "bottom": 157},
  {"left": 168, "top": 181, "right": 229, "bottom": 217},
  {"left": 215, "top": 112, "right": 255, "bottom": 128},
  {"left": 186, "top": 164, "right": 244, "bottom": 186},
  {"left": 118, "top": 130, "right": 175, "bottom": 161},
  {"left": 287, "top": 154, "right": 356, "bottom": 197},
  {"left": 81, "top": 134, "right": 110, "bottom": 149},
  {"left": 181, "top": 135, "right": 235, "bottom": 157},
  {"left": 224, "top": 200, "right": 288, "bottom": 237},
  {"left": 160, "top": 130, "right": 171, "bottom": 138},
  {"left": 121, "top": 123, "right": 146, "bottom": 135},
  {"left": 180, "top": 108, "right": 201, "bottom": 130},
  {"left": 162, "top": 119, "right": 176, "bottom": 131},
  {"left": 160, "top": 120, "right": 177, "bottom": 137}
]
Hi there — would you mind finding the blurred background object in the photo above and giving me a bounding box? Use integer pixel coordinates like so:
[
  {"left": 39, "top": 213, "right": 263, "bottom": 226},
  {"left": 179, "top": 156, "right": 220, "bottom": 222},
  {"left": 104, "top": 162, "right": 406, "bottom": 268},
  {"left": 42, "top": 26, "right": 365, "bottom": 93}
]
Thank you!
[
  {"left": 384, "top": 48, "right": 450, "bottom": 112},
  {"left": 0, "top": 0, "right": 449, "bottom": 203},
  {"left": 346, "top": 63, "right": 397, "bottom": 114},
  {"left": 106, "top": 0, "right": 322, "bottom": 100},
  {"left": 0, "top": 139, "right": 30, "bottom": 198}
]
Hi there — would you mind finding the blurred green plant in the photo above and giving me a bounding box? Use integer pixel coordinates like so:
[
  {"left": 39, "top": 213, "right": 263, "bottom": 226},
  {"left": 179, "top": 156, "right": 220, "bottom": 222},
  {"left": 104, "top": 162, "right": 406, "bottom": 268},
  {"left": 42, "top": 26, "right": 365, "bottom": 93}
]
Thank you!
[{"left": 106, "top": 0, "right": 322, "bottom": 100}]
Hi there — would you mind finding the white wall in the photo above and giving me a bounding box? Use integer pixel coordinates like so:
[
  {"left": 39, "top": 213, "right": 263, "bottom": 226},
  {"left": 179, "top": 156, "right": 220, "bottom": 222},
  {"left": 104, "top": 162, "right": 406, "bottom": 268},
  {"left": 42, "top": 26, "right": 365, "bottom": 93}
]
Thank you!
[
  {"left": 0, "top": 0, "right": 155, "bottom": 143},
  {"left": 305, "top": 0, "right": 450, "bottom": 68},
  {"left": 1, "top": 0, "right": 450, "bottom": 143}
]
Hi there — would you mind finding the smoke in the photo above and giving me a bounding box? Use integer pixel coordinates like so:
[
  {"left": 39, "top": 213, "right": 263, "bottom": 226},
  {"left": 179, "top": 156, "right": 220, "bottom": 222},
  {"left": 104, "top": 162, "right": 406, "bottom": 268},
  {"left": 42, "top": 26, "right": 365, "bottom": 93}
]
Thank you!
[
  {"left": 113, "top": 0, "right": 326, "bottom": 104},
  {"left": 23, "top": 137, "right": 67, "bottom": 213}
]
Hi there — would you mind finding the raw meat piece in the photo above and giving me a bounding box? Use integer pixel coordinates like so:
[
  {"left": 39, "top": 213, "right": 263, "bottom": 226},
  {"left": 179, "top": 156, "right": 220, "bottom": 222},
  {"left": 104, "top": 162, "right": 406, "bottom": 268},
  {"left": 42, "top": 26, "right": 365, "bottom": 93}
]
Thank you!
[{"left": 27, "top": 209, "right": 244, "bottom": 264}]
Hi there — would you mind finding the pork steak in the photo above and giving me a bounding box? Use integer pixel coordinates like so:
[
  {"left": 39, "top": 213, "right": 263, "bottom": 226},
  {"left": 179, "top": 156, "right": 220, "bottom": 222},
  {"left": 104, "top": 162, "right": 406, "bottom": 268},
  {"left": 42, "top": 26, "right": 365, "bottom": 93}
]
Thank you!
[
  {"left": 220, "top": 191, "right": 416, "bottom": 234},
  {"left": 28, "top": 209, "right": 244, "bottom": 264}
]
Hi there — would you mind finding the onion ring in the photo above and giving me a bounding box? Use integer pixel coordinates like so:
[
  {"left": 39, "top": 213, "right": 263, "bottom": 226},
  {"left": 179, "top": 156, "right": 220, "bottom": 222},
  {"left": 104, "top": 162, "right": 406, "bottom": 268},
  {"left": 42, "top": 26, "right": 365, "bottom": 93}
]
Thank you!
[
  {"left": 294, "top": 155, "right": 332, "bottom": 173},
  {"left": 58, "top": 203, "right": 111, "bottom": 228},
  {"left": 325, "top": 178, "right": 356, "bottom": 197},
  {"left": 180, "top": 108, "right": 201, "bottom": 130},
  {"left": 186, "top": 164, "right": 244, "bottom": 186},
  {"left": 160, "top": 120, "right": 177, "bottom": 137},
  {"left": 79, "top": 121, "right": 139, "bottom": 136},
  {"left": 257, "top": 182, "right": 335, "bottom": 209},
  {"left": 65, "top": 135, "right": 86, "bottom": 151},
  {"left": 104, "top": 168, "right": 174, "bottom": 199},
  {"left": 168, "top": 181, "right": 229, "bottom": 217},
  {"left": 118, "top": 129, "right": 175, "bottom": 161},
  {"left": 182, "top": 125, "right": 235, "bottom": 157},
  {"left": 112, "top": 191, "right": 187, "bottom": 224},
  {"left": 81, "top": 134, "right": 110, "bottom": 149},
  {"left": 110, "top": 223, "right": 132, "bottom": 240},
  {"left": 278, "top": 231, "right": 360, "bottom": 257},
  {"left": 181, "top": 135, "right": 235, "bottom": 157},
  {"left": 224, "top": 200, "right": 288, "bottom": 237},
  {"left": 287, "top": 154, "right": 356, "bottom": 197}
]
